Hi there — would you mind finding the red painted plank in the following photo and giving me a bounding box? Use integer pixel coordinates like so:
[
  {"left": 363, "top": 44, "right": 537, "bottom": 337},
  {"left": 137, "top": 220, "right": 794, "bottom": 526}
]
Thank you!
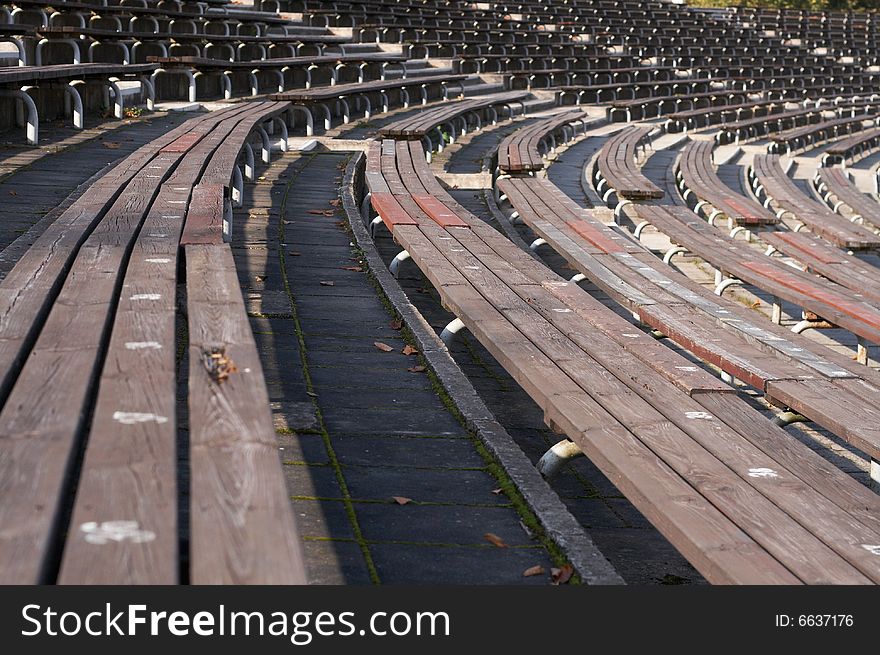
[
  {"left": 742, "top": 259, "right": 880, "bottom": 329},
  {"left": 412, "top": 194, "right": 471, "bottom": 228},
  {"left": 160, "top": 133, "right": 202, "bottom": 153},
  {"left": 371, "top": 192, "right": 418, "bottom": 231},
  {"left": 768, "top": 232, "right": 847, "bottom": 264},
  {"left": 570, "top": 220, "right": 627, "bottom": 254}
]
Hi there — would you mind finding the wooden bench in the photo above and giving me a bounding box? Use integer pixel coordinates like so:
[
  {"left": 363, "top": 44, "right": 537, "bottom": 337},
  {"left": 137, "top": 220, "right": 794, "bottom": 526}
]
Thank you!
[
  {"left": 627, "top": 203, "right": 880, "bottom": 363},
  {"left": 505, "top": 65, "right": 681, "bottom": 91},
  {"left": 665, "top": 98, "right": 787, "bottom": 133},
  {"left": 676, "top": 139, "right": 779, "bottom": 227},
  {"left": 494, "top": 156, "right": 880, "bottom": 472},
  {"left": 821, "top": 126, "right": 880, "bottom": 166},
  {"left": 715, "top": 105, "right": 826, "bottom": 145},
  {"left": 360, "top": 137, "right": 880, "bottom": 584},
  {"left": 605, "top": 88, "right": 752, "bottom": 123},
  {"left": 0, "top": 62, "right": 158, "bottom": 143},
  {"left": 0, "top": 102, "right": 305, "bottom": 584},
  {"left": 760, "top": 231, "right": 880, "bottom": 307},
  {"left": 378, "top": 90, "right": 531, "bottom": 150},
  {"left": 150, "top": 52, "right": 407, "bottom": 100},
  {"left": 496, "top": 109, "right": 592, "bottom": 174},
  {"left": 768, "top": 112, "right": 880, "bottom": 154},
  {"left": 750, "top": 154, "right": 880, "bottom": 250},
  {"left": 595, "top": 125, "right": 664, "bottom": 206},
  {"left": 269, "top": 74, "right": 469, "bottom": 135},
  {"left": 815, "top": 167, "right": 880, "bottom": 231},
  {"left": 34, "top": 25, "right": 352, "bottom": 64}
]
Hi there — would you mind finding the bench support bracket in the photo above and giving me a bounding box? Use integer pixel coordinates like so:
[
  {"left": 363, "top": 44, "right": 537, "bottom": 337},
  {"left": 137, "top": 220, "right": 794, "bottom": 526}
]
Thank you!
[
  {"left": 440, "top": 318, "right": 466, "bottom": 345},
  {"left": 389, "top": 250, "right": 410, "bottom": 278},
  {"left": 537, "top": 439, "right": 585, "bottom": 479}
]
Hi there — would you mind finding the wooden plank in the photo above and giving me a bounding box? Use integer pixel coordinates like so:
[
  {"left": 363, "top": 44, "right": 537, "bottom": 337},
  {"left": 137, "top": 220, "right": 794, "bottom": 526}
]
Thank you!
[
  {"left": 421, "top": 219, "right": 866, "bottom": 583},
  {"left": 766, "top": 378, "right": 880, "bottom": 460},
  {"left": 180, "top": 185, "right": 225, "bottom": 246},
  {"left": 0, "top": 106, "right": 250, "bottom": 583},
  {"left": 186, "top": 244, "right": 306, "bottom": 585},
  {"left": 56, "top": 107, "right": 260, "bottom": 583}
]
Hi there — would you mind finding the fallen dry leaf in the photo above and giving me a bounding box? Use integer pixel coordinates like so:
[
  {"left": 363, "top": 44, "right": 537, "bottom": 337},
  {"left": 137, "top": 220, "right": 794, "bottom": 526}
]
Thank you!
[
  {"left": 319, "top": 280, "right": 335, "bottom": 286},
  {"left": 390, "top": 319, "right": 404, "bottom": 330},
  {"left": 329, "top": 199, "right": 341, "bottom": 207},
  {"left": 523, "top": 565, "right": 546, "bottom": 578},
  {"left": 341, "top": 266, "right": 363, "bottom": 272},
  {"left": 102, "top": 141, "right": 121, "bottom": 149},
  {"left": 491, "top": 488, "right": 504, "bottom": 495},
  {"left": 374, "top": 341, "right": 394, "bottom": 352},
  {"left": 288, "top": 251, "right": 301, "bottom": 256},
  {"left": 407, "top": 365, "right": 426, "bottom": 373},
  {"left": 484, "top": 533, "right": 508, "bottom": 548},
  {"left": 8, "top": 190, "right": 17, "bottom": 196},
  {"left": 391, "top": 496, "right": 413, "bottom": 506},
  {"left": 402, "top": 344, "right": 418, "bottom": 356},
  {"left": 255, "top": 275, "right": 267, "bottom": 283},
  {"left": 202, "top": 346, "right": 238, "bottom": 384},
  {"left": 551, "top": 564, "right": 574, "bottom": 585},
  {"left": 307, "top": 209, "right": 325, "bottom": 215}
]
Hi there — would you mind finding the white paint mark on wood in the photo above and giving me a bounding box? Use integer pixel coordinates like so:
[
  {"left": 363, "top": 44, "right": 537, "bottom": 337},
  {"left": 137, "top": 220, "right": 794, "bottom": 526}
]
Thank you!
[
  {"left": 748, "top": 467, "right": 779, "bottom": 479},
  {"left": 125, "top": 341, "right": 162, "bottom": 350},
  {"left": 675, "top": 366, "right": 698, "bottom": 371},
  {"left": 861, "top": 544, "right": 880, "bottom": 555},
  {"left": 145, "top": 258, "right": 171, "bottom": 264},
  {"left": 148, "top": 233, "right": 169, "bottom": 238},
  {"left": 130, "top": 293, "right": 161, "bottom": 301},
  {"left": 80, "top": 521, "right": 156, "bottom": 545},
  {"left": 551, "top": 308, "right": 571, "bottom": 313},
  {"left": 622, "top": 333, "right": 641, "bottom": 338},
  {"left": 685, "top": 411, "right": 714, "bottom": 420},
  {"left": 113, "top": 411, "right": 169, "bottom": 425}
]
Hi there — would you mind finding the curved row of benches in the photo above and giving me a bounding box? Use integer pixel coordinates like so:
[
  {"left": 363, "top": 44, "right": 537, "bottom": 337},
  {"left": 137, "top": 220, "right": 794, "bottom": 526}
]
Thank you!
[
  {"left": 676, "top": 139, "right": 779, "bottom": 228},
  {"left": 750, "top": 154, "right": 880, "bottom": 250},
  {"left": 492, "top": 115, "right": 880, "bottom": 479},
  {"left": 0, "top": 100, "right": 305, "bottom": 584},
  {"left": 495, "top": 108, "right": 592, "bottom": 174},
  {"left": 359, "top": 131, "right": 880, "bottom": 585},
  {"left": 814, "top": 167, "right": 880, "bottom": 231},
  {"left": 593, "top": 125, "right": 664, "bottom": 207}
]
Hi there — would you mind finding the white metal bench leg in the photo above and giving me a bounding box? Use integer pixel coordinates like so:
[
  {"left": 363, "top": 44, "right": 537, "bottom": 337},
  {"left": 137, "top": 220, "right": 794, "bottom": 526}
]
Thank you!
[
  {"left": 773, "top": 410, "right": 807, "bottom": 427},
  {"left": 771, "top": 297, "right": 783, "bottom": 325},
  {"left": 389, "top": 250, "right": 410, "bottom": 278},
  {"left": 714, "top": 277, "right": 742, "bottom": 296},
  {"left": 232, "top": 165, "right": 244, "bottom": 207},
  {"left": 64, "top": 82, "right": 83, "bottom": 129},
  {"left": 537, "top": 439, "right": 584, "bottom": 479},
  {"left": 440, "top": 317, "right": 466, "bottom": 345},
  {"left": 257, "top": 126, "right": 271, "bottom": 163},
  {"left": 663, "top": 245, "right": 687, "bottom": 265},
  {"left": 570, "top": 273, "right": 586, "bottom": 283},
  {"left": 243, "top": 143, "right": 255, "bottom": 181},
  {"left": 0, "top": 87, "right": 38, "bottom": 145},
  {"left": 857, "top": 337, "right": 869, "bottom": 365},
  {"left": 529, "top": 237, "right": 547, "bottom": 251},
  {"left": 791, "top": 318, "right": 833, "bottom": 334},
  {"left": 107, "top": 78, "right": 124, "bottom": 118}
]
